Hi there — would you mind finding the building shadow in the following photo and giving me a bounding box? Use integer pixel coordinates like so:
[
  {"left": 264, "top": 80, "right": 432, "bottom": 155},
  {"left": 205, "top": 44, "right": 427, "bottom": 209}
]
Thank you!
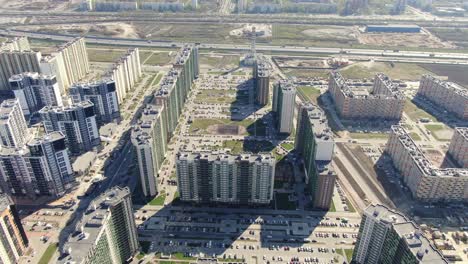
[{"left": 229, "top": 79, "right": 256, "bottom": 121}]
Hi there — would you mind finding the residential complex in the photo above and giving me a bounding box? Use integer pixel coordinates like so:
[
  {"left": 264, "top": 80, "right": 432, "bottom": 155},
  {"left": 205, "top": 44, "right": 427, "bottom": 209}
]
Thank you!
[
  {"left": 69, "top": 79, "right": 120, "bottom": 126},
  {"left": 9, "top": 72, "right": 63, "bottom": 117},
  {"left": 272, "top": 80, "right": 296, "bottom": 134},
  {"left": 176, "top": 151, "right": 276, "bottom": 205},
  {"left": 295, "top": 102, "right": 336, "bottom": 209},
  {"left": 385, "top": 125, "right": 468, "bottom": 202},
  {"left": 0, "top": 37, "right": 30, "bottom": 52},
  {"left": 353, "top": 204, "right": 446, "bottom": 264},
  {"left": 105, "top": 48, "right": 142, "bottom": 104},
  {"left": 0, "top": 99, "right": 29, "bottom": 148},
  {"left": 0, "top": 132, "right": 74, "bottom": 198},
  {"left": 417, "top": 75, "right": 468, "bottom": 120},
  {"left": 448, "top": 127, "right": 468, "bottom": 168},
  {"left": 0, "top": 51, "right": 42, "bottom": 90},
  {"left": 40, "top": 37, "right": 90, "bottom": 92},
  {"left": 60, "top": 187, "right": 138, "bottom": 264},
  {"left": 0, "top": 194, "right": 28, "bottom": 264},
  {"left": 253, "top": 56, "right": 271, "bottom": 106},
  {"left": 153, "top": 44, "right": 199, "bottom": 138},
  {"left": 131, "top": 105, "right": 167, "bottom": 197},
  {"left": 39, "top": 101, "right": 100, "bottom": 155},
  {"left": 328, "top": 72, "right": 405, "bottom": 120}
]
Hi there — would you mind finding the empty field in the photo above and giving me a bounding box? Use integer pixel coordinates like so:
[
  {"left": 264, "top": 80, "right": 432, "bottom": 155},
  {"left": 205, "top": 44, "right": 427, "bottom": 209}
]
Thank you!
[
  {"left": 143, "top": 52, "right": 174, "bottom": 65},
  {"left": 404, "top": 100, "right": 435, "bottom": 121},
  {"left": 88, "top": 49, "right": 128, "bottom": 63},
  {"left": 200, "top": 54, "right": 240, "bottom": 69},
  {"left": 340, "top": 62, "right": 430, "bottom": 80},
  {"left": 297, "top": 86, "right": 321, "bottom": 104},
  {"left": 418, "top": 63, "right": 468, "bottom": 86},
  {"left": 194, "top": 89, "right": 237, "bottom": 104}
]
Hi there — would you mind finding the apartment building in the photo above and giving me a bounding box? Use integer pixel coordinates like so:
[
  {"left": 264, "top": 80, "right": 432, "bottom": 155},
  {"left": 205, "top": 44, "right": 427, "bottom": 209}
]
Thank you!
[
  {"left": 0, "top": 37, "right": 30, "bottom": 52},
  {"left": 417, "top": 75, "right": 468, "bottom": 120},
  {"left": 295, "top": 102, "right": 335, "bottom": 209},
  {"left": 60, "top": 187, "right": 138, "bottom": 264},
  {"left": 40, "top": 37, "right": 90, "bottom": 92},
  {"left": 253, "top": 56, "right": 271, "bottom": 106},
  {"left": 272, "top": 80, "right": 296, "bottom": 134},
  {"left": 353, "top": 204, "right": 447, "bottom": 264},
  {"left": 131, "top": 105, "right": 168, "bottom": 197},
  {"left": 153, "top": 44, "right": 199, "bottom": 138},
  {"left": 328, "top": 72, "right": 405, "bottom": 120},
  {"left": 69, "top": 79, "right": 120, "bottom": 126},
  {"left": 448, "top": 127, "right": 468, "bottom": 168},
  {"left": 385, "top": 125, "right": 468, "bottom": 202},
  {"left": 39, "top": 101, "right": 100, "bottom": 155},
  {"left": 105, "top": 48, "right": 141, "bottom": 104},
  {"left": 9, "top": 72, "right": 63, "bottom": 117},
  {"left": 0, "top": 99, "right": 29, "bottom": 148},
  {"left": 0, "top": 194, "right": 28, "bottom": 264},
  {"left": 176, "top": 151, "right": 276, "bottom": 205},
  {"left": 0, "top": 132, "right": 74, "bottom": 198},
  {"left": 0, "top": 51, "right": 42, "bottom": 90}
]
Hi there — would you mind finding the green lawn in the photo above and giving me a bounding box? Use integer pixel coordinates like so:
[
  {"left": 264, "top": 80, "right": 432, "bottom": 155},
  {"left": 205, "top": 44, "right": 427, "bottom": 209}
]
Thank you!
[
  {"left": 340, "top": 62, "right": 430, "bottom": 81},
  {"left": 404, "top": 100, "right": 435, "bottom": 121},
  {"left": 148, "top": 191, "right": 166, "bottom": 206},
  {"left": 410, "top": 132, "right": 422, "bottom": 141},
  {"left": 329, "top": 199, "right": 336, "bottom": 212},
  {"left": 424, "top": 124, "right": 451, "bottom": 141},
  {"left": 349, "top": 132, "right": 389, "bottom": 140},
  {"left": 281, "top": 142, "right": 294, "bottom": 151},
  {"left": 172, "top": 252, "right": 196, "bottom": 260},
  {"left": 297, "top": 86, "right": 321, "bottom": 104},
  {"left": 194, "top": 89, "right": 237, "bottom": 104},
  {"left": 342, "top": 248, "right": 354, "bottom": 262},
  {"left": 144, "top": 52, "right": 173, "bottom": 65},
  {"left": 345, "top": 198, "right": 356, "bottom": 213},
  {"left": 284, "top": 68, "right": 329, "bottom": 79},
  {"left": 200, "top": 54, "right": 240, "bottom": 68},
  {"left": 222, "top": 140, "right": 244, "bottom": 154},
  {"left": 275, "top": 193, "right": 297, "bottom": 210},
  {"left": 38, "top": 243, "right": 58, "bottom": 264},
  {"left": 88, "top": 49, "right": 127, "bottom": 63}
]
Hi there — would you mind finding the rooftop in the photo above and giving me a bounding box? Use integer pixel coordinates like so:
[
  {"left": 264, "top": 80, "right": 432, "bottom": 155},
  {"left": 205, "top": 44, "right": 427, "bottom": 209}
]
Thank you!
[
  {"left": 60, "top": 187, "right": 130, "bottom": 263},
  {"left": 301, "top": 102, "right": 333, "bottom": 142},
  {"left": 39, "top": 100, "right": 94, "bottom": 114},
  {"left": 0, "top": 99, "right": 20, "bottom": 124},
  {"left": 454, "top": 127, "right": 468, "bottom": 141},
  {"left": 255, "top": 57, "right": 271, "bottom": 78},
  {"left": 154, "top": 69, "right": 180, "bottom": 97},
  {"left": 27, "top": 131, "right": 65, "bottom": 146},
  {"left": 9, "top": 72, "right": 56, "bottom": 84},
  {"left": 131, "top": 105, "right": 164, "bottom": 146},
  {"left": 0, "top": 194, "right": 12, "bottom": 213},
  {"left": 391, "top": 125, "right": 468, "bottom": 178},
  {"left": 175, "top": 44, "right": 196, "bottom": 66},
  {"left": 177, "top": 151, "right": 275, "bottom": 165},
  {"left": 278, "top": 79, "right": 296, "bottom": 93}
]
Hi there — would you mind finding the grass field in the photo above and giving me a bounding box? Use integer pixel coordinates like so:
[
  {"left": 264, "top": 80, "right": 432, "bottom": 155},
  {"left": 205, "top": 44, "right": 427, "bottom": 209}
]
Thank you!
[
  {"left": 194, "top": 89, "right": 237, "bottom": 104},
  {"left": 349, "top": 132, "right": 389, "bottom": 140},
  {"left": 189, "top": 118, "right": 266, "bottom": 136},
  {"left": 297, "top": 86, "right": 321, "bottom": 104},
  {"left": 410, "top": 132, "right": 422, "bottom": 141},
  {"left": 144, "top": 52, "right": 173, "bottom": 65},
  {"left": 281, "top": 142, "right": 294, "bottom": 151},
  {"left": 284, "top": 68, "right": 329, "bottom": 79},
  {"left": 88, "top": 49, "right": 128, "bottom": 63},
  {"left": 200, "top": 54, "right": 240, "bottom": 69},
  {"left": 404, "top": 100, "right": 435, "bottom": 121},
  {"left": 172, "top": 252, "right": 196, "bottom": 261},
  {"left": 424, "top": 124, "right": 452, "bottom": 141},
  {"left": 148, "top": 191, "right": 166, "bottom": 206},
  {"left": 222, "top": 140, "right": 244, "bottom": 154},
  {"left": 342, "top": 248, "right": 354, "bottom": 262},
  {"left": 329, "top": 200, "right": 336, "bottom": 212},
  {"left": 340, "top": 62, "right": 430, "bottom": 80},
  {"left": 38, "top": 243, "right": 58, "bottom": 264}
]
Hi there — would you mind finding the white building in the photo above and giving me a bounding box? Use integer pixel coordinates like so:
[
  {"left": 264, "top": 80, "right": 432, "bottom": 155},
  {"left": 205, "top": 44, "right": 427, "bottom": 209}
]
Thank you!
[
  {"left": 273, "top": 79, "right": 296, "bottom": 134},
  {"left": 0, "top": 51, "right": 42, "bottom": 90},
  {"left": 9, "top": 72, "right": 63, "bottom": 117},
  {"left": 0, "top": 99, "right": 29, "bottom": 148}
]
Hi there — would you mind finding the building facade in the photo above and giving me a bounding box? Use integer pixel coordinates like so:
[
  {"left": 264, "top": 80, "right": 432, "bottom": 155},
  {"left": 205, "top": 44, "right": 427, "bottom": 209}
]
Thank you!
[
  {"left": 272, "top": 80, "right": 296, "bottom": 134},
  {"left": 40, "top": 37, "right": 90, "bottom": 93},
  {"left": 0, "top": 51, "right": 42, "bottom": 90},
  {"left": 69, "top": 79, "right": 120, "bottom": 126},
  {"left": 295, "top": 102, "right": 335, "bottom": 209},
  {"left": 176, "top": 151, "right": 275, "bottom": 205},
  {"left": 0, "top": 37, "right": 30, "bottom": 52},
  {"left": 60, "top": 187, "right": 138, "bottom": 264},
  {"left": 9, "top": 72, "right": 63, "bottom": 117},
  {"left": 131, "top": 105, "right": 167, "bottom": 197},
  {"left": 0, "top": 99, "right": 29, "bottom": 148},
  {"left": 385, "top": 125, "right": 468, "bottom": 202},
  {"left": 0, "top": 132, "right": 74, "bottom": 198},
  {"left": 39, "top": 101, "right": 100, "bottom": 155},
  {"left": 253, "top": 56, "right": 271, "bottom": 106},
  {"left": 353, "top": 204, "right": 446, "bottom": 264},
  {"left": 448, "top": 127, "right": 468, "bottom": 168},
  {"left": 105, "top": 48, "right": 142, "bottom": 104},
  {"left": 417, "top": 75, "right": 468, "bottom": 120},
  {"left": 0, "top": 194, "right": 28, "bottom": 264},
  {"left": 328, "top": 72, "right": 405, "bottom": 120}
]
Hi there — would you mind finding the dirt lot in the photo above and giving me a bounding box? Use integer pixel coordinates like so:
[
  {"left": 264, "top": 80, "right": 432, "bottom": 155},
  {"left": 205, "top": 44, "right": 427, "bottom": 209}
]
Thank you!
[
  {"left": 0, "top": 0, "right": 71, "bottom": 11},
  {"left": 22, "top": 23, "right": 139, "bottom": 39},
  {"left": 358, "top": 29, "right": 455, "bottom": 49},
  {"left": 274, "top": 57, "right": 329, "bottom": 69},
  {"left": 418, "top": 64, "right": 468, "bottom": 86},
  {"left": 230, "top": 24, "right": 272, "bottom": 39}
]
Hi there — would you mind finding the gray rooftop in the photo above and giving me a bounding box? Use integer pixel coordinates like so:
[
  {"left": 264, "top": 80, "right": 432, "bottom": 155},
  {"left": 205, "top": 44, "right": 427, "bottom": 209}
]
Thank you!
[
  {"left": 131, "top": 105, "right": 164, "bottom": 146},
  {"left": 60, "top": 187, "right": 130, "bottom": 263},
  {"left": 177, "top": 151, "right": 275, "bottom": 165},
  {"left": 0, "top": 99, "right": 21, "bottom": 125},
  {"left": 301, "top": 102, "right": 333, "bottom": 143},
  {"left": 0, "top": 194, "right": 12, "bottom": 213},
  {"left": 27, "top": 131, "right": 65, "bottom": 146}
]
